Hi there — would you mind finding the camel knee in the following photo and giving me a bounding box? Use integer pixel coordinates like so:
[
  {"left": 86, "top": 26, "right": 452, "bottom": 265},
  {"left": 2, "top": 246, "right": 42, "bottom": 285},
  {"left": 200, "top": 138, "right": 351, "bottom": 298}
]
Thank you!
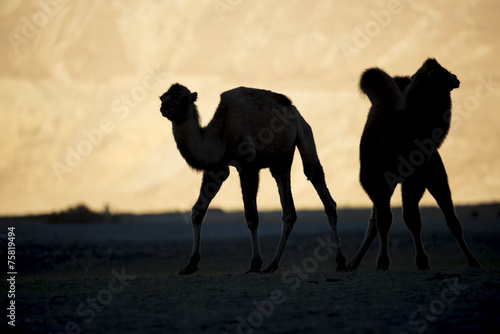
[
  {"left": 244, "top": 209, "right": 260, "bottom": 230},
  {"left": 303, "top": 163, "right": 325, "bottom": 183},
  {"left": 282, "top": 212, "right": 297, "bottom": 229},
  {"left": 375, "top": 210, "right": 393, "bottom": 234},
  {"left": 402, "top": 210, "right": 422, "bottom": 233},
  {"left": 281, "top": 211, "right": 297, "bottom": 226},
  {"left": 446, "top": 218, "right": 464, "bottom": 239},
  {"left": 326, "top": 205, "right": 338, "bottom": 224},
  {"left": 366, "top": 220, "right": 378, "bottom": 238},
  {"left": 191, "top": 207, "right": 207, "bottom": 224},
  {"left": 376, "top": 222, "right": 391, "bottom": 235}
]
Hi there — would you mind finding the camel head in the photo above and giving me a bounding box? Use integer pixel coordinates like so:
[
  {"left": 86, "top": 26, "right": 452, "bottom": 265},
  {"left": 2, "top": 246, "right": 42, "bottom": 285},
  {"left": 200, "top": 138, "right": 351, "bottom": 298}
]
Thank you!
[
  {"left": 159, "top": 83, "right": 198, "bottom": 122},
  {"left": 411, "top": 58, "right": 460, "bottom": 92}
]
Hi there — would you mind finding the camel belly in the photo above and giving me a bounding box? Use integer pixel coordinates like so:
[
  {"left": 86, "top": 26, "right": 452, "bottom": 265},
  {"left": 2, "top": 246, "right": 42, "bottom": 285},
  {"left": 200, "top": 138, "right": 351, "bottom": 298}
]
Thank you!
[{"left": 225, "top": 127, "right": 297, "bottom": 169}]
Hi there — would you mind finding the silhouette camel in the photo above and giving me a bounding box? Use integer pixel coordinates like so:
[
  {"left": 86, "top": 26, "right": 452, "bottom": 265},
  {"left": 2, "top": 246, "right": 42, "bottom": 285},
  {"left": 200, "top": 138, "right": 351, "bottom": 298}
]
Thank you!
[
  {"left": 348, "top": 58, "right": 481, "bottom": 271},
  {"left": 160, "top": 84, "right": 346, "bottom": 274}
]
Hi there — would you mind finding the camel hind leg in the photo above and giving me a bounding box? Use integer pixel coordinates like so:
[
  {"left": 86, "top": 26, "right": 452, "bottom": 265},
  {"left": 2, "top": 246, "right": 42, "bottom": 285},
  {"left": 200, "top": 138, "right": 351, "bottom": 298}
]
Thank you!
[
  {"left": 425, "top": 153, "right": 480, "bottom": 268},
  {"left": 358, "top": 174, "right": 395, "bottom": 271},
  {"left": 347, "top": 207, "right": 378, "bottom": 271},
  {"left": 239, "top": 168, "right": 264, "bottom": 273},
  {"left": 373, "top": 198, "right": 393, "bottom": 270},
  {"left": 296, "top": 115, "right": 346, "bottom": 271},
  {"left": 264, "top": 164, "right": 297, "bottom": 273},
  {"left": 401, "top": 177, "right": 430, "bottom": 270}
]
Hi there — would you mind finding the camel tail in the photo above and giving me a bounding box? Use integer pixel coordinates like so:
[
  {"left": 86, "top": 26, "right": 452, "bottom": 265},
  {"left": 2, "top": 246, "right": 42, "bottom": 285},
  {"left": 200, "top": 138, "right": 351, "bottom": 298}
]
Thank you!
[
  {"left": 295, "top": 111, "right": 327, "bottom": 184},
  {"left": 359, "top": 68, "right": 404, "bottom": 107}
]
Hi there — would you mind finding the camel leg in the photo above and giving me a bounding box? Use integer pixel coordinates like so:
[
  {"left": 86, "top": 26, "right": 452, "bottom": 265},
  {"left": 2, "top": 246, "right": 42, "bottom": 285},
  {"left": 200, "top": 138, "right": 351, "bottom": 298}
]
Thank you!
[
  {"left": 297, "top": 117, "right": 345, "bottom": 271},
  {"left": 347, "top": 207, "right": 378, "bottom": 271},
  {"left": 179, "top": 167, "right": 229, "bottom": 275},
  {"left": 358, "top": 173, "right": 395, "bottom": 271},
  {"left": 239, "top": 168, "right": 264, "bottom": 273},
  {"left": 401, "top": 178, "right": 430, "bottom": 270},
  {"left": 304, "top": 163, "right": 346, "bottom": 271},
  {"left": 264, "top": 167, "right": 297, "bottom": 273},
  {"left": 374, "top": 199, "right": 393, "bottom": 270},
  {"left": 425, "top": 153, "right": 480, "bottom": 268}
]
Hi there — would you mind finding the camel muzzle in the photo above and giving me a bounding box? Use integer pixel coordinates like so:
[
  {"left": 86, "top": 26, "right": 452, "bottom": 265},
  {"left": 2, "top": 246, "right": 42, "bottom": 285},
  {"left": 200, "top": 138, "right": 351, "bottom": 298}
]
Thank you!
[
  {"left": 450, "top": 74, "right": 460, "bottom": 90},
  {"left": 161, "top": 107, "right": 174, "bottom": 119}
]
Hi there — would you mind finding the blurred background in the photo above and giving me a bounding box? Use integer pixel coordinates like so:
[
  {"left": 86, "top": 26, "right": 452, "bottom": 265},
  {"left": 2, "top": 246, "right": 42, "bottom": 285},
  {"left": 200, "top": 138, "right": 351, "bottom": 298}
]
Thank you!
[{"left": 0, "top": 0, "right": 499, "bottom": 216}]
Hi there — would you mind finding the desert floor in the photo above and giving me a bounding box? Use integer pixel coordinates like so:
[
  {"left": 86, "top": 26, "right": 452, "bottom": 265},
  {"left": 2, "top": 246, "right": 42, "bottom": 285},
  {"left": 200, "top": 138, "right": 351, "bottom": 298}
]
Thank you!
[{"left": 1, "top": 204, "right": 499, "bottom": 333}]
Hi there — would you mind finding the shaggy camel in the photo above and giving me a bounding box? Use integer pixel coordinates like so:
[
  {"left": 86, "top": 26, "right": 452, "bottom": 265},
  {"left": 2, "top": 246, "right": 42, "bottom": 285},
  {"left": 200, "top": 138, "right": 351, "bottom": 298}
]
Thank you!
[
  {"left": 348, "top": 58, "right": 480, "bottom": 271},
  {"left": 160, "top": 84, "right": 346, "bottom": 274}
]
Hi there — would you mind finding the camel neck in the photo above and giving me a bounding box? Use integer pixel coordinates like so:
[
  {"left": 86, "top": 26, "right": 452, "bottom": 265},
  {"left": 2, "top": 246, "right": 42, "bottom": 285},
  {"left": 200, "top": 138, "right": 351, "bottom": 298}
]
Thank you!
[{"left": 171, "top": 107, "right": 225, "bottom": 170}]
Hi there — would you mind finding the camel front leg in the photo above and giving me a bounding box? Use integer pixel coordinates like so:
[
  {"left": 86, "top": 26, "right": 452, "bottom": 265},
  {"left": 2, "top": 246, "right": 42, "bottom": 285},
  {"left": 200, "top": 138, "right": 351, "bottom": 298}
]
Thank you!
[
  {"left": 425, "top": 153, "right": 480, "bottom": 268},
  {"left": 179, "top": 168, "right": 229, "bottom": 275}
]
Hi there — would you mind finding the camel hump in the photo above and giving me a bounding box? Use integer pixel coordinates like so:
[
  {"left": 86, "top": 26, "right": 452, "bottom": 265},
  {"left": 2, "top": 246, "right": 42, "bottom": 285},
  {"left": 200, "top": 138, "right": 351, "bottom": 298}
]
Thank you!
[
  {"left": 272, "top": 92, "right": 292, "bottom": 107},
  {"left": 360, "top": 68, "right": 404, "bottom": 108},
  {"left": 221, "top": 87, "right": 293, "bottom": 109},
  {"left": 393, "top": 76, "right": 412, "bottom": 92}
]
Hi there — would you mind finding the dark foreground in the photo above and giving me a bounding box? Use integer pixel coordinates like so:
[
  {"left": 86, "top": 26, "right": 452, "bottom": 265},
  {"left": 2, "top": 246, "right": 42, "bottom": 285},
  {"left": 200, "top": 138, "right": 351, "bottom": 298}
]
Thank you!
[{"left": 1, "top": 205, "right": 499, "bottom": 333}]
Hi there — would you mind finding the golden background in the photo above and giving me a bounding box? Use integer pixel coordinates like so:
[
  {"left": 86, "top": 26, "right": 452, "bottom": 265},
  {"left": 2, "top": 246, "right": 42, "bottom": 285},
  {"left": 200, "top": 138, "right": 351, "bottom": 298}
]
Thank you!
[{"left": 1, "top": 0, "right": 499, "bottom": 215}]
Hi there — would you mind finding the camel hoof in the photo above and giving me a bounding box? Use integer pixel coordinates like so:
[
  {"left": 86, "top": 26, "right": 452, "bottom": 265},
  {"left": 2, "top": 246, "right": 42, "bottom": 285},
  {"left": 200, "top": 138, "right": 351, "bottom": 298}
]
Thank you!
[
  {"left": 376, "top": 257, "right": 391, "bottom": 271},
  {"left": 335, "top": 255, "right": 347, "bottom": 272},
  {"left": 468, "top": 259, "right": 481, "bottom": 269},
  {"left": 417, "top": 262, "right": 431, "bottom": 270},
  {"left": 416, "top": 260, "right": 431, "bottom": 270},
  {"left": 245, "top": 258, "right": 263, "bottom": 274},
  {"left": 375, "top": 265, "right": 390, "bottom": 271},
  {"left": 415, "top": 254, "right": 430, "bottom": 270},
  {"left": 245, "top": 268, "right": 263, "bottom": 274},
  {"left": 346, "top": 260, "right": 359, "bottom": 272},
  {"left": 179, "top": 264, "right": 198, "bottom": 275},
  {"left": 263, "top": 261, "right": 279, "bottom": 273}
]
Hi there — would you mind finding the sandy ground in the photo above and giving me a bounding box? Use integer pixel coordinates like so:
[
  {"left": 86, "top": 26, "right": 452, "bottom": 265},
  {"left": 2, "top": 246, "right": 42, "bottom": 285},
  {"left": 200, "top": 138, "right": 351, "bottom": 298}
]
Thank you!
[{"left": 1, "top": 205, "right": 500, "bottom": 333}]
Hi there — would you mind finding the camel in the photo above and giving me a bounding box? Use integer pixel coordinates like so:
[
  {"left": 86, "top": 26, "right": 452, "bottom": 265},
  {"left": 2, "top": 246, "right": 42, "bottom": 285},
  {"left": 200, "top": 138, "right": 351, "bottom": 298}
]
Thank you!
[
  {"left": 348, "top": 58, "right": 480, "bottom": 271},
  {"left": 159, "top": 83, "right": 346, "bottom": 275}
]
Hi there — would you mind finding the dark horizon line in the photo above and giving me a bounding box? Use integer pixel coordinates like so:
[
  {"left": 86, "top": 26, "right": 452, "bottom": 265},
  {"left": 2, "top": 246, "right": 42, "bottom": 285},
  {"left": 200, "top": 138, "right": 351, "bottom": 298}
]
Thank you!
[{"left": 1, "top": 202, "right": 499, "bottom": 221}]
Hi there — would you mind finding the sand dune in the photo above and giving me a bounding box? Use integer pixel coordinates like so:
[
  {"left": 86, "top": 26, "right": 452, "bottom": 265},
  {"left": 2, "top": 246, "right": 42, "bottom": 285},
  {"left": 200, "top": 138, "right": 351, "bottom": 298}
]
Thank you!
[{"left": 1, "top": 0, "right": 499, "bottom": 215}]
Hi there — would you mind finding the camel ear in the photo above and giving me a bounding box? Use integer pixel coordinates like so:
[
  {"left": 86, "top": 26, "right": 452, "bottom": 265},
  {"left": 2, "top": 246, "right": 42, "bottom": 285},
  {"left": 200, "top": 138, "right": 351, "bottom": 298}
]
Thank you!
[{"left": 191, "top": 92, "right": 198, "bottom": 102}]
